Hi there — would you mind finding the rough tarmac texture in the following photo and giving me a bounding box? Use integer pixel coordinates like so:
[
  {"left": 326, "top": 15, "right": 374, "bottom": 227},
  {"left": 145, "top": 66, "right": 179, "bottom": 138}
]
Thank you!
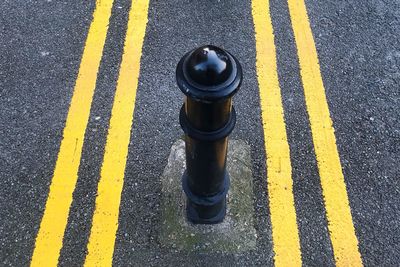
[
  {"left": 0, "top": 1, "right": 94, "bottom": 265},
  {"left": 0, "top": 0, "right": 399, "bottom": 266},
  {"left": 306, "top": 0, "right": 400, "bottom": 265}
]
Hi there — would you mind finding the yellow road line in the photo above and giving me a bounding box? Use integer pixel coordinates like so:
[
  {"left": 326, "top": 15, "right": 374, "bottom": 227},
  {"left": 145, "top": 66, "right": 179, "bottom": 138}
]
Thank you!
[
  {"left": 30, "top": 1, "right": 114, "bottom": 266},
  {"left": 84, "top": 0, "right": 150, "bottom": 265},
  {"left": 252, "top": 0, "right": 302, "bottom": 265},
  {"left": 287, "top": 0, "right": 363, "bottom": 266}
]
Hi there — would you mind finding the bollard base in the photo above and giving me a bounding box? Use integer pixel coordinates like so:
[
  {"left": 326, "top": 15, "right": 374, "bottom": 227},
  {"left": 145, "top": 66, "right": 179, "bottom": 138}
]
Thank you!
[
  {"left": 186, "top": 198, "right": 226, "bottom": 224},
  {"left": 159, "top": 139, "right": 256, "bottom": 253},
  {"left": 182, "top": 171, "right": 230, "bottom": 224}
]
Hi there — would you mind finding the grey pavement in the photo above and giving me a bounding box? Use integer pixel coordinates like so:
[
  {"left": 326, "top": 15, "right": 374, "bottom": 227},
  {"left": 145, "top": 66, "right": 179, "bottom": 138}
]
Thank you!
[{"left": 0, "top": 0, "right": 399, "bottom": 266}]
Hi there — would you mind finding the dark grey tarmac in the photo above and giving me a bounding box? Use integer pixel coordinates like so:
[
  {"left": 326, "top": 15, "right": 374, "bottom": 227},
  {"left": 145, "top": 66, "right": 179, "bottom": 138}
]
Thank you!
[{"left": 0, "top": 0, "right": 399, "bottom": 266}]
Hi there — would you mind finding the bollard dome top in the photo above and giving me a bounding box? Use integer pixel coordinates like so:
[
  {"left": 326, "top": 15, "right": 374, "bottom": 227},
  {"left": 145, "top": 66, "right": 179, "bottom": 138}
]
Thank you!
[
  {"left": 186, "top": 46, "right": 233, "bottom": 86},
  {"left": 176, "top": 45, "right": 242, "bottom": 101}
]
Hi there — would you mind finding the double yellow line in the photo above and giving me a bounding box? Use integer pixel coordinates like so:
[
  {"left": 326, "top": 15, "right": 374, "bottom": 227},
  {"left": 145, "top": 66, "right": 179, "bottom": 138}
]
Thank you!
[
  {"left": 32, "top": 0, "right": 361, "bottom": 266},
  {"left": 252, "top": 0, "right": 363, "bottom": 266},
  {"left": 31, "top": 0, "right": 150, "bottom": 266}
]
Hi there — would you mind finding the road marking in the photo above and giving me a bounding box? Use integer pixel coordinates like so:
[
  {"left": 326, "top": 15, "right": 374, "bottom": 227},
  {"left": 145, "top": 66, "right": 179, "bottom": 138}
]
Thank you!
[
  {"left": 287, "top": 0, "right": 363, "bottom": 266},
  {"left": 252, "top": 0, "right": 302, "bottom": 265},
  {"left": 30, "top": 1, "right": 114, "bottom": 266},
  {"left": 83, "top": 0, "right": 150, "bottom": 265}
]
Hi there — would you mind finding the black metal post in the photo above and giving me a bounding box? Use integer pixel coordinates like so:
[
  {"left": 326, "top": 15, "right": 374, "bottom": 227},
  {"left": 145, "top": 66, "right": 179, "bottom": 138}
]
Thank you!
[{"left": 176, "top": 45, "right": 242, "bottom": 224}]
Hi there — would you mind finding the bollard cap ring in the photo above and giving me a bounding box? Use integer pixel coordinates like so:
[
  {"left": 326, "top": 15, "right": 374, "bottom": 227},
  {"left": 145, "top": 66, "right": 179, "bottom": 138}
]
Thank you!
[{"left": 176, "top": 45, "right": 242, "bottom": 102}]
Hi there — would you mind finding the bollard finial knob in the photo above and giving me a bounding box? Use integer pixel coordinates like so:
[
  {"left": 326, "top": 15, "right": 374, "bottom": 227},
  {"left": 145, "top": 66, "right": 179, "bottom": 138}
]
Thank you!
[
  {"left": 185, "top": 45, "right": 233, "bottom": 87},
  {"left": 177, "top": 45, "right": 242, "bottom": 101}
]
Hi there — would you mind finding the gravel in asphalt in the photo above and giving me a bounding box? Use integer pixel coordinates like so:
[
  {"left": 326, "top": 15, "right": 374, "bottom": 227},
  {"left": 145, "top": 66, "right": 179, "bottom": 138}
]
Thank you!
[{"left": 0, "top": 0, "right": 399, "bottom": 266}]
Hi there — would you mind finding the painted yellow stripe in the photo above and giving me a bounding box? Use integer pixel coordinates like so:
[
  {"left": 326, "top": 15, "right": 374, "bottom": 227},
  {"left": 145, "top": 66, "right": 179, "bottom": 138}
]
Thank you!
[
  {"left": 84, "top": 0, "right": 150, "bottom": 265},
  {"left": 251, "top": 0, "right": 302, "bottom": 265},
  {"left": 31, "top": 1, "right": 114, "bottom": 266},
  {"left": 287, "top": 0, "right": 363, "bottom": 266}
]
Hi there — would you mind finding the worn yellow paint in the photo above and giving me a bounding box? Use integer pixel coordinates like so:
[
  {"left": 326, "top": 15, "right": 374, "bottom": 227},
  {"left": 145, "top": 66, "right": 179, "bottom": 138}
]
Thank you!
[
  {"left": 83, "top": 0, "right": 150, "bottom": 266},
  {"left": 30, "top": 1, "right": 114, "bottom": 266},
  {"left": 287, "top": 0, "right": 363, "bottom": 266},
  {"left": 251, "top": 0, "right": 302, "bottom": 265}
]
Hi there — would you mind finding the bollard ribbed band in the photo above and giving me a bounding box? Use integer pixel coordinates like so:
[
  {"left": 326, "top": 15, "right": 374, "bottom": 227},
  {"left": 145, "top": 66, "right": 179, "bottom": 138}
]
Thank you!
[{"left": 179, "top": 105, "right": 236, "bottom": 141}]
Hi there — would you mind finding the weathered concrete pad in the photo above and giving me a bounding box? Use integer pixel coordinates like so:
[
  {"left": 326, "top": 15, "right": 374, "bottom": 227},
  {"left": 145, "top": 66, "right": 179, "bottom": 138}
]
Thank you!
[{"left": 159, "top": 139, "right": 256, "bottom": 252}]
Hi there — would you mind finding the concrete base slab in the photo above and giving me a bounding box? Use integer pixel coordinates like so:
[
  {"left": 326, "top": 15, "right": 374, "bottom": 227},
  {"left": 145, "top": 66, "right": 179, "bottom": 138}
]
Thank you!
[{"left": 159, "top": 139, "right": 256, "bottom": 252}]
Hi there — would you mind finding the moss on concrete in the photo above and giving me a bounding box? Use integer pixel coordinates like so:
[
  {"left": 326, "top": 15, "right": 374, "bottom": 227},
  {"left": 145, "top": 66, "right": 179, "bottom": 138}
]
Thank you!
[{"left": 159, "top": 139, "right": 256, "bottom": 253}]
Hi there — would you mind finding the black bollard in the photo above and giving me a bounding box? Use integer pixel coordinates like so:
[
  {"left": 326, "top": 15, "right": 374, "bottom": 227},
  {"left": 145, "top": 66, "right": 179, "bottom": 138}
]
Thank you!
[{"left": 176, "top": 45, "right": 242, "bottom": 224}]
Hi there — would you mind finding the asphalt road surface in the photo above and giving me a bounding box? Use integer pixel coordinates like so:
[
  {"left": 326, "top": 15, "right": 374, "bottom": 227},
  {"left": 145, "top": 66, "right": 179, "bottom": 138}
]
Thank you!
[{"left": 0, "top": 0, "right": 399, "bottom": 266}]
